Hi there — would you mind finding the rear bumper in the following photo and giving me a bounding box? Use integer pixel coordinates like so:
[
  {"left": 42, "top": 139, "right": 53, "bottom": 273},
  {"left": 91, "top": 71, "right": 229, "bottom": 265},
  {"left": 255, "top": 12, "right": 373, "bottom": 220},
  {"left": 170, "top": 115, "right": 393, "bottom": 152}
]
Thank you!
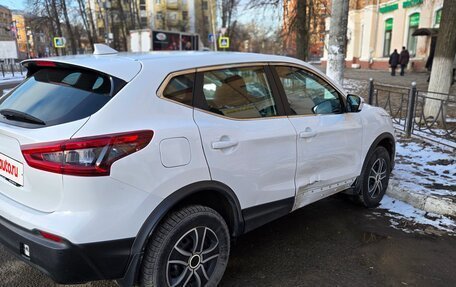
[{"left": 0, "top": 215, "right": 134, "bottom": 284}]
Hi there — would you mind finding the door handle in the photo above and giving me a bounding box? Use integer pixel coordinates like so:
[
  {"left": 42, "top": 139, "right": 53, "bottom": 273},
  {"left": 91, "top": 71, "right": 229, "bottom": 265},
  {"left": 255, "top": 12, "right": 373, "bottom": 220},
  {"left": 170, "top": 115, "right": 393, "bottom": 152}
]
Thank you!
[
  {"left": 212, "top": 140, "right": 238, "bottom": 149},
  {"left": 299, "top": 130, "right": 317, "bottom": 139}
]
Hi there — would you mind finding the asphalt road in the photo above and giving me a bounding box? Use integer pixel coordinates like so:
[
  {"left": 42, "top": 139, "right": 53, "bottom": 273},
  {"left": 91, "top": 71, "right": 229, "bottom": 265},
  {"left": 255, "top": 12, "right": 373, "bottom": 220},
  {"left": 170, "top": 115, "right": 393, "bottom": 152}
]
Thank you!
[{"left": 0, "top": 196, "right": 455, "bottom": 287}]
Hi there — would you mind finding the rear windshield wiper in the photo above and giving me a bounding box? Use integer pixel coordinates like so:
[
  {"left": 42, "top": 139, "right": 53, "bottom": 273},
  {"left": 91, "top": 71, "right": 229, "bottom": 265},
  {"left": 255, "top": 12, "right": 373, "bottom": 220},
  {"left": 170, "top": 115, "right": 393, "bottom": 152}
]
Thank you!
[{"left": 0, "top": 109, "right": 46, "bottom": 125}]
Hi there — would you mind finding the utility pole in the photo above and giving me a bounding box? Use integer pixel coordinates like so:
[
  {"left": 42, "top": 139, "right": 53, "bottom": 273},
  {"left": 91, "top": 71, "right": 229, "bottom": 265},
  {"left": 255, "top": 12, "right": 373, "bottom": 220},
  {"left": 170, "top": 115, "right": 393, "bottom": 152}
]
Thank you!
[
  {"left": 25, "top": 26, "right": 31, "bottom": 59},
  {"left": 104, "top": 0, "right": 111, "bottom": 46},
  {"left": 208, "top": 0, "right": 217, "bottom": 51}
]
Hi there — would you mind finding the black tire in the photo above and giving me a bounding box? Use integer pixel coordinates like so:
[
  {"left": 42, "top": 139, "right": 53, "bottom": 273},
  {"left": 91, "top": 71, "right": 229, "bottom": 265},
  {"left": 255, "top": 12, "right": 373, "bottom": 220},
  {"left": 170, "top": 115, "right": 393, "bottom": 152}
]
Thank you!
[
  {"left": 358, "top": 146, "right": 391, "bottom": 208},
  {"left": 140, "top": 205, "right": 230, "bottom": 287}
]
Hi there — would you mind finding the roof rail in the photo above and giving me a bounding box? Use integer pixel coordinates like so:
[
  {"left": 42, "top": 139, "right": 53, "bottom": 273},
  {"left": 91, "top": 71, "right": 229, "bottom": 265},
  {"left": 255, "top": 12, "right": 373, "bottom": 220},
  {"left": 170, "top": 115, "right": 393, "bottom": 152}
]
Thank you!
[{"left": 93, "top": 44, "right": 118, "bottom": 55}]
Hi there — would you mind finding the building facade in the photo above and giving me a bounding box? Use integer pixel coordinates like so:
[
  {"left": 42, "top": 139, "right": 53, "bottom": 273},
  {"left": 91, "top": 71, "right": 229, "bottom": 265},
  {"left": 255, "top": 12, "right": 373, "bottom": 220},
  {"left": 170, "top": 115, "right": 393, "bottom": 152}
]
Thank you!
[
  {"left": 11, "top": 12, "right": 28, "bottom": 58},
  {"left": 147, "top": 0, "right": 215, "bottom": 48},
  {"left": 90, "top": 0, "right": 216, "bottom": 50},
  {"left": 322, "top": 0, "right": 444, "bottom": 70},
  {"left": 0, "top": 5, "right": 14, "bottom": 41},
  {"left": 12, "top": 11, "right": 55, "bottom": 59}
]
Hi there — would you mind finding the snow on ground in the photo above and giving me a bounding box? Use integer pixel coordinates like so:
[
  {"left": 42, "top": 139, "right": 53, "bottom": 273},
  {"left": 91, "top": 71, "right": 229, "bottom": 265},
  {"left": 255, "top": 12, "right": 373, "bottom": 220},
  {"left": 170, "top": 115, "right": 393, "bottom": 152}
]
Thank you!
[
  {"left": 377, "top": 195, "right": 456, "bottom": 235},
  {"left": 392, "top": 136, "right": 456, "bottom": 197},
  {"left": 343, "top": 78, "right": 367, "bottom": 96},
  {"left": 0, "top": 74, "right": 25, "bottom": 84}
]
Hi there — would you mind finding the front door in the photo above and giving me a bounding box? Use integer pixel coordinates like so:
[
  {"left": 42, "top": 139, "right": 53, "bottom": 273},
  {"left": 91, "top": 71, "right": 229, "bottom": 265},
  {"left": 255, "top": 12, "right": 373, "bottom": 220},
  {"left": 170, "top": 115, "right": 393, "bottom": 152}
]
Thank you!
[{"left": 272, "top": 65, "right": 363, "bottom": 209}]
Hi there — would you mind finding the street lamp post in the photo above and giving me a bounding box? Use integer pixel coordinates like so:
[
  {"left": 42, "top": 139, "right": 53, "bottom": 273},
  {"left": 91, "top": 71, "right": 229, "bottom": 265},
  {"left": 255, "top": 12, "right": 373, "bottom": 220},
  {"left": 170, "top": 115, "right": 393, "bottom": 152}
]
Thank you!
[
  {"left": 25, "top": 26, "right": 31, "bottom": 59},
  {"left": 104, "top": 0, "right": 111, "bottom": 46}
]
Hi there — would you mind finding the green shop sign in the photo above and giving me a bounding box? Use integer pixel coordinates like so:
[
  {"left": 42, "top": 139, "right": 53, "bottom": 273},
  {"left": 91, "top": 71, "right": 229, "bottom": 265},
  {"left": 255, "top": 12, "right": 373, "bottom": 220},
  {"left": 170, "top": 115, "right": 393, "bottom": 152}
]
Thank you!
[
  {"left": 409, "top": 13, "right": 420, "bottom": 27},
  {"left": 385, "top": 18, "right": 393, "bottom": 31},
  {"left": 403, "top": 0, "right": 423, "bottom": 9},
  {"left": 380, "top": 3, "right": 398, "bottom": 14},
  {"left": 435, "top": 9, "right": 442, "bottom": 25}
]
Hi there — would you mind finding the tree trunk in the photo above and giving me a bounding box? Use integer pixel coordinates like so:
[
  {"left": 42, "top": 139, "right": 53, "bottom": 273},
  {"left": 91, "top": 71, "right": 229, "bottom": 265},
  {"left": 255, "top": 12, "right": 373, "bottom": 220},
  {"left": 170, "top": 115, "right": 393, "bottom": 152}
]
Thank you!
[
  {"left": 128, "top": 1, "right": 137, "bottom": 30},
  {"left": 87, "top": 0, "right": 98, "bottom": 42},
  {"left": 43, "top": 0, "right": 58, "bottom": 55},
  {"left": 326, "top": 0, "right": 349, "bottom": 86},
  {"left": 424, "top": 0, "right": 456, "bottom": 120},
  {"left": 77, "top": 0, "right": 94, "bottom": 50},
  {"left": 116, "top": 0, "right": 128, "bottom": 51},
  {"left": 61, "top": 0, "right": 77, "bottom": 55},
  {"left": 50, "top": 0, "right": 65, "bottom": 55},
  {"left": 295, "top": 0, "right": 308, "bottom": 61}
]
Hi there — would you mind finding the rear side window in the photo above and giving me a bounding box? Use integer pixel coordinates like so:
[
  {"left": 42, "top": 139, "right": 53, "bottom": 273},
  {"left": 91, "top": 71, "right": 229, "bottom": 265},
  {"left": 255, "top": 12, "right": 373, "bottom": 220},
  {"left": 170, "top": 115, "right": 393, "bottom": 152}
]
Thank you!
[
  {"left": 0, "top": 68, "right": 125, "bottom": 128},
  {"left": 201, "top": 66, "right": 278, "bottom": 119},
  {"left": 162, "top": 74, "right": 194, "bottom": 106}
]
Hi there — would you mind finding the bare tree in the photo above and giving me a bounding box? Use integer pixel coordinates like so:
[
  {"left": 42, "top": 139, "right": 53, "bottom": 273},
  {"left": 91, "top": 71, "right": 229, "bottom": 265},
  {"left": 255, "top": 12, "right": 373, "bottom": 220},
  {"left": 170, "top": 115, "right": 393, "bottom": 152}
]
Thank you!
[
  {"left": 86, "top": 0, "right": 98, "bottom": 41},
  {"left": 248, "top": 0, "right": 327, "bottom": 60},
  {"left": 220, "top": 0, "right": 240, "bottom": 38},
  {"left": 76, "top": 0, "right": 94, "bottom": 49},
  {"left": 116, "top": 0, "right": 128, "bottom": 50},
  {"left": 326, "top": 0, "right": 349, "bottom": 85},
  {"left": 424, "top": 0, "right": 456, "bottom": 120},
  {"left": 61, "top": 0, "right": 77, "bottom": 54}
]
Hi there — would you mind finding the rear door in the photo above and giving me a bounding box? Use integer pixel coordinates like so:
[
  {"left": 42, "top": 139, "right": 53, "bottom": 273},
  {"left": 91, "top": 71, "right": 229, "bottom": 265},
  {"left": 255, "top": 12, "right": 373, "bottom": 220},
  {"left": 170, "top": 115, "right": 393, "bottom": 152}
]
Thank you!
[
  {"left": 271, "top": 65, "right": 363, "bottom": 209},
  {"left": 193, "top": 65, "right": 297, "bottom": 208},
  {"left": 0, "top": 63, "right": 126, "bottom": 212}
]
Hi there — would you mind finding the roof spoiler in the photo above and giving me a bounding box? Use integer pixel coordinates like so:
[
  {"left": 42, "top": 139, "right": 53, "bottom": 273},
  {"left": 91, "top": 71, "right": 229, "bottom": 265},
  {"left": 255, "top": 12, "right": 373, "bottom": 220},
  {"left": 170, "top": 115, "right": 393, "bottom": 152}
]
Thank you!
[{"left": 93, "top": 44, "right": 118, "bottom": 55}]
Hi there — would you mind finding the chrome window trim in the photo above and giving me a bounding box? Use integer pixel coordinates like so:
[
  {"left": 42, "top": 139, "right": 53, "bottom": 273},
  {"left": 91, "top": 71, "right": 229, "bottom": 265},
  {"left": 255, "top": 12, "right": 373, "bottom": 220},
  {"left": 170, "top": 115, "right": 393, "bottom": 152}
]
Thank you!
[
  {"left": 268, "top": 62, "right": 348, "bottom": 99},
  {"left": 155, "top": 61, "right": 347, "bottom": 119}
]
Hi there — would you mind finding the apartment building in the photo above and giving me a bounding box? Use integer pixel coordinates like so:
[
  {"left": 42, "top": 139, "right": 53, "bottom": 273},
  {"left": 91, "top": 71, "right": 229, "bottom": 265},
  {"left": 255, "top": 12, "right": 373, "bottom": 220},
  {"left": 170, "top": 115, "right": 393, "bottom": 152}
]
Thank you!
[
  {"left": 90, "top": 0, "right": 216, "bottom": 50},
  {"left": 0, "top": 5, "right": 14, "bottom": 41}
]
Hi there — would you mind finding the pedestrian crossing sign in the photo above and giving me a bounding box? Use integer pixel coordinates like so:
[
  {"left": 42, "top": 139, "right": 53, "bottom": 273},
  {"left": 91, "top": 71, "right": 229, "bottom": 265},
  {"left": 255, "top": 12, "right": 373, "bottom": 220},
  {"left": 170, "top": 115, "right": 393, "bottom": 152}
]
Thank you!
[
  {"left": 53, "top": 37, "right": 66, "bottom": 48},
  {"left": 218, "top": 37, "right": 230, "bottom": 49}
]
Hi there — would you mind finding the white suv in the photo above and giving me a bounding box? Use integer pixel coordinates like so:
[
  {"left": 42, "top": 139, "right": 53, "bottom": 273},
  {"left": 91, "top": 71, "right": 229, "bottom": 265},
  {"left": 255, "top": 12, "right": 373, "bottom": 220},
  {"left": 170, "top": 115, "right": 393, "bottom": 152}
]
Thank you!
[{"left": 0, "top": 45, "right": 395, "bottom": 287}]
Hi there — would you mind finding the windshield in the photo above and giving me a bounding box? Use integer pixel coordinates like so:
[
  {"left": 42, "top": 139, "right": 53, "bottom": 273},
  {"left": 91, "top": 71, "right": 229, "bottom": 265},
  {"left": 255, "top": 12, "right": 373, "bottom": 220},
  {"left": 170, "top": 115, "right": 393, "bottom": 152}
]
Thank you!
[{"left": 0, "top": 68, "right": 124, "bottom": 128}]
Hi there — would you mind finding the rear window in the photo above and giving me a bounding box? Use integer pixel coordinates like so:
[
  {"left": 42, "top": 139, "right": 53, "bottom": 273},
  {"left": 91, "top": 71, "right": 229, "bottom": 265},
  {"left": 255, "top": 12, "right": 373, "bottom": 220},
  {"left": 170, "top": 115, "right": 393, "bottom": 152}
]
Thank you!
[{"left": 0, "top": 68, "right": 125, "bottom": 128}]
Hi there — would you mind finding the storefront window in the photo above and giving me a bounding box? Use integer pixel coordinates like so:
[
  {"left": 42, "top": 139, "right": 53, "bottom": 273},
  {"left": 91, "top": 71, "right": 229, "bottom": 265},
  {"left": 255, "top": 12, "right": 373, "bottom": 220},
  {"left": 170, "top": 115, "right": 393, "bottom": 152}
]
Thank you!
[
  {"left": 407, "top": 13, "right": 420, "bottom": 56},
  {"left": 383, "top": 18, "right": 393, "bottom": 57}
]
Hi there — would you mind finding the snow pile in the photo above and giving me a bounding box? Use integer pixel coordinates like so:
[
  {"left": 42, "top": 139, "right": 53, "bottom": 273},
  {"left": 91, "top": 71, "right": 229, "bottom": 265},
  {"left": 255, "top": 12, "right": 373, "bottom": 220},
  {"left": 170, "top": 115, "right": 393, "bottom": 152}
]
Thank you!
[
  {"left": 393, "top": 137, "right": 456, "bottom": 197},
  {"left": 378, "top": 195, "right": 456, "bottom": 235},
  {"left": 0, "top": 74, "right": 25, "bottom": 84}
]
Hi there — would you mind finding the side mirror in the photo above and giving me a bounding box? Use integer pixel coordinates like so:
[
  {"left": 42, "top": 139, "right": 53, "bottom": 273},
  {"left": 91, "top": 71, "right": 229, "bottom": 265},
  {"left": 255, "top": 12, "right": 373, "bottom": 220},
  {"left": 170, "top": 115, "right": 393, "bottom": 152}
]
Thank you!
[{"left": 346, "top": 94, "right": 364, "bottom": 112}]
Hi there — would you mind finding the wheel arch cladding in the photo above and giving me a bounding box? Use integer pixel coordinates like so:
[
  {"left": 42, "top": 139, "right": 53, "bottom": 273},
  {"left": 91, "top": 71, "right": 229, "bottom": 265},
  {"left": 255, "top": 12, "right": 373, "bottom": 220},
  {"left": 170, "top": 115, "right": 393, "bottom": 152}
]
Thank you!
[
  {"left": 375, "top": 133, "right": 395, "bottom": 171},
  {"left": 117, "top": 180, "right": 244, "bottom": 287}
]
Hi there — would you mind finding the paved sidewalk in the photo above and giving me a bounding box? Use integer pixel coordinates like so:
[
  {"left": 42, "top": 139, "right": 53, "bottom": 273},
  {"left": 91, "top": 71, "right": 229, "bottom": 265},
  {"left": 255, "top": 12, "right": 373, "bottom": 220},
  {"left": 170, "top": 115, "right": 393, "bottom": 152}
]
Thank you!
[{"left": 315, "top": 65, "right": 456, "bottom": 96}]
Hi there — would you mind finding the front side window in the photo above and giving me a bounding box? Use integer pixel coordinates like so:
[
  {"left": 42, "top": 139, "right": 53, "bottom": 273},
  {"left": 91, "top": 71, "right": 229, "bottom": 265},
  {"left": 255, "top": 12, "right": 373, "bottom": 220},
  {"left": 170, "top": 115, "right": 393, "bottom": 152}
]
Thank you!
[
  {"left": 274, "top": 66, "right": 342, "bottom": 115},
  {"left": 162, "top": 74, "right": 194, "bottom": 106},
  {"left": 201, "top": 66, "right": 278, "bottom": 119}
]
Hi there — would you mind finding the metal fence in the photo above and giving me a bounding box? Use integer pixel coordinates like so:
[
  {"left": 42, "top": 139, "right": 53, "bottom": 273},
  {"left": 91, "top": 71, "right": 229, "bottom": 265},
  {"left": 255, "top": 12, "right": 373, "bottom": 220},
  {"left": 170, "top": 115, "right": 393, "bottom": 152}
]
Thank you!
[
  {"left": 367, "top": 79, "right": 456, "bottom": 148},
  {"left": 0, "top": 63, "right": 26, "bottom": 78}
]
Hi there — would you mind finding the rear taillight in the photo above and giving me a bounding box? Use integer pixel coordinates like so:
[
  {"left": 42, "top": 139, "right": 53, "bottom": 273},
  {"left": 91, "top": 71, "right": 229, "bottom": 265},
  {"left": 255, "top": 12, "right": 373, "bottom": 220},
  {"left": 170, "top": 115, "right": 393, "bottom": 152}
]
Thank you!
[{"left": 21, "top": 130, "right": 153, "bottom": 176}]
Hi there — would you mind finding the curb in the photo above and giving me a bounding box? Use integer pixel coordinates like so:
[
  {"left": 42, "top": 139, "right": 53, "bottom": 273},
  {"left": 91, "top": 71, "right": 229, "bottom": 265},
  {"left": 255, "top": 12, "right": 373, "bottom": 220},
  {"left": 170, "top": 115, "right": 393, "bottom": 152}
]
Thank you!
[{"left": 387, "top": 179, "right": 456, "bottom": 217}]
